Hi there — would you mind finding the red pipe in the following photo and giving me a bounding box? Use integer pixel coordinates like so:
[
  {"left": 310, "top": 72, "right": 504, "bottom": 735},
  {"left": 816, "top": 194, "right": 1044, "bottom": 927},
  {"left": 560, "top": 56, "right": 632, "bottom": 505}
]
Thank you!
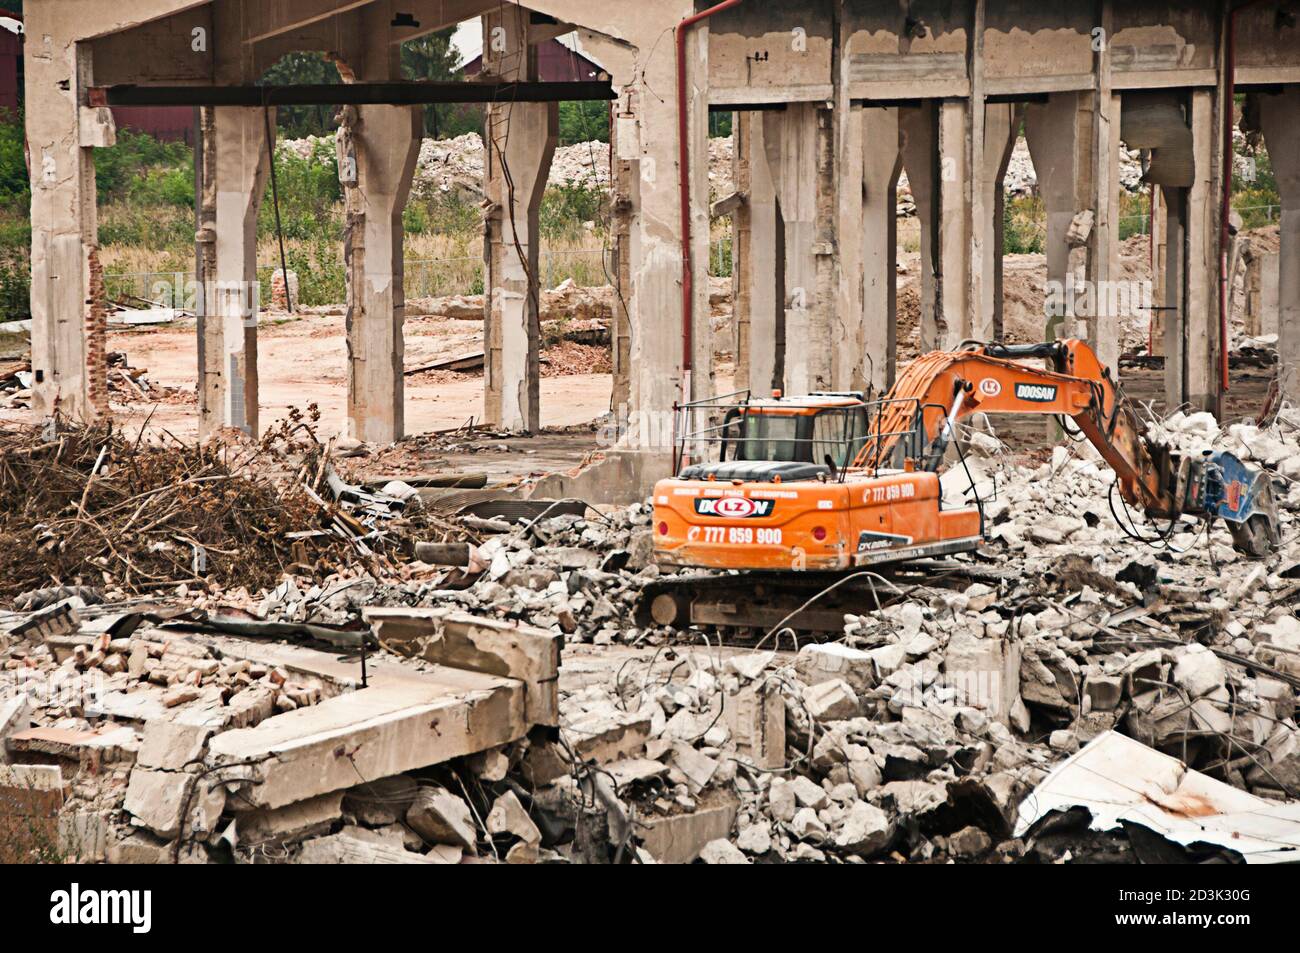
[
  {"left": 1220, "top": 0, "right": 1266, "bottom": 394},
  {"left": 676, "top": 0, "right": 743, "bottom": 400}
]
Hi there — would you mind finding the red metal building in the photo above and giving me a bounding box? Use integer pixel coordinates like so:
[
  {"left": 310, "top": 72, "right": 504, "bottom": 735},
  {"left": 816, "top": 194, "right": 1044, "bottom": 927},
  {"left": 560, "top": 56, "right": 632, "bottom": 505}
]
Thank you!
[{"left": 1, "top": 13, "right": 194, "bottom": 141}]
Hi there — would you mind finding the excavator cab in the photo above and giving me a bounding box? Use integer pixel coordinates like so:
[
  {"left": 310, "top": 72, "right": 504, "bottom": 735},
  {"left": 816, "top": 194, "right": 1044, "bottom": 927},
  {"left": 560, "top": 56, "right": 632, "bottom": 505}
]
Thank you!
[{"left": 717, "top": 398, "right": 870, "bottom": 467}]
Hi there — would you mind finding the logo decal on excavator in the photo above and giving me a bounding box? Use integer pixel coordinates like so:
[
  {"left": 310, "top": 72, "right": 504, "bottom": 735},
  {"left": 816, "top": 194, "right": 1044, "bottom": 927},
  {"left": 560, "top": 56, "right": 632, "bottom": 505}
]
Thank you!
[
  {"left": 694, "top": 497, "right": 774, "bottom": 518},
  {"left": 1015, "top": 383, "right": 1057, "bottom": 403},
  {"left": 978, "top": 378, "right": 1002, "bottom": 397},
  {"left": 857, "top": 530, "right": 913, "bottom": 552}
]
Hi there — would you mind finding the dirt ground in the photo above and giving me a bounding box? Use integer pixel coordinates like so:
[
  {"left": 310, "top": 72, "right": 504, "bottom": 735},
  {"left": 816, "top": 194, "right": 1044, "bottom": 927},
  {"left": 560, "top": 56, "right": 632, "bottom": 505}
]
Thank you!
[{"left": 86, "top": 310, "right": 614, "bottom": 440}]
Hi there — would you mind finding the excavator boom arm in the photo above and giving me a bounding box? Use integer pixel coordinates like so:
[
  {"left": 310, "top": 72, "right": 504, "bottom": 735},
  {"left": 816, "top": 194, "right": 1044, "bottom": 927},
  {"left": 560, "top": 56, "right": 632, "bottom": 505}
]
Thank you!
[{"left": 853, "top": 340, "right": 1175, "bottom": 513}]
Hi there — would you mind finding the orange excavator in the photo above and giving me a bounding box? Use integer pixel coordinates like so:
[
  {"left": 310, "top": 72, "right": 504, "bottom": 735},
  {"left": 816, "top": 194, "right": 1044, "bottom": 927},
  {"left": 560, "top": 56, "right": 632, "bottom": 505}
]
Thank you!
[{"left": 641, "top": 340, "right": 1278, "bottom": 630}]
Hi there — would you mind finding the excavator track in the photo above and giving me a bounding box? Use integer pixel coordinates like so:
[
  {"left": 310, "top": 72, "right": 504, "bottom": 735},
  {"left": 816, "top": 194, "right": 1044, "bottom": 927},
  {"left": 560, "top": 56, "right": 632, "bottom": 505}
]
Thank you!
[{"left": 634, "top": 559, "right": 1014, "bottom": 639}]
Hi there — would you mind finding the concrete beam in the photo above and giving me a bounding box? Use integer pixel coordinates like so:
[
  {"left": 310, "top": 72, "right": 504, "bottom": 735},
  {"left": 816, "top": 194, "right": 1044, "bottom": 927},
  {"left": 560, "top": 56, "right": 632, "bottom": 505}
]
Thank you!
[
  {"left": 243, "top": 0, "right": 375, "bottom": 44},
  {"left": 341, "top": 104, "right": 421, "bottom": 443}
]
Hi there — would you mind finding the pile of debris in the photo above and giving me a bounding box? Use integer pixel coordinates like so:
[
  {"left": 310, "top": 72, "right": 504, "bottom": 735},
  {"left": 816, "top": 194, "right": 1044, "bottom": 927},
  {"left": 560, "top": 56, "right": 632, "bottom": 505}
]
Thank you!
[
  {"left": 105, "top": 352, "right": 189, "bottom": 405},
  {"left": 0, "top": 418, "right": 467, "bottom": 601},
  {"left": 0, "top": 357, "right": 31, "bottom": 410},
  {"left": 5, "top": 398, "right": 1300, "bottom": 863}
]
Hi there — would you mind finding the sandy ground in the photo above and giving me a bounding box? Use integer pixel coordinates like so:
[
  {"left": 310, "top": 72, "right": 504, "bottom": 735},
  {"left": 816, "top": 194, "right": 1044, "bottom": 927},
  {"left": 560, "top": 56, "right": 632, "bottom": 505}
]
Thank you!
[{"left": 93, "top": 310, "right": 613, "bottom": 440}]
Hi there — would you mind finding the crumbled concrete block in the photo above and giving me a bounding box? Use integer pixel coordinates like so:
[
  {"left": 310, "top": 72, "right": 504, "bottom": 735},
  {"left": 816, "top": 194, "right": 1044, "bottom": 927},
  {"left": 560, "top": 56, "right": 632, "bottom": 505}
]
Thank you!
[
  {"left": 639, "top": 791, "right": 739, "bottom": 864},
  {"left": 669, "top": 743, "right": 718, "bottom": 794},
  {"left": 796, "top": 643, "right": 876, "bottom": 692},
  {"left": 296, "top": 828, "right": 437, "bottom": 864},
  {"left": 1083, "top": 674, "right": 1124, "bottom": 712},
  {"left": 789, "top": 807, "right": 827, "bottom": 839},
  {"left": 406, "top": 786, "right": 478, "bottom": 852},
  {"left": 124, "top": 768, "right": 224, "bottom": 839},
  {"left": 0, "top": 695, "right": 31, "bottom": 762},
  {"left": 803, "top": 678, "right": 860, "bottom": 722},
  {"left": 58, "top": 810, "right": 109, "bottom": 862},
  {"left": 722, "top": 682, "right": 785, "bottom": 770},
  {"left": 1172, "top": 644, "right": 1226, "bottom": 698},
  {"left": 833, "top": 801, "right": 893, "bottom": 857},
  {"left": 486, "top": 790, "right": 540, "bottom": 846},
  {"left": 466, "top": 746, "right": 510, "bottom": 782},
  {"left": 726, "top": 651, "right": 775, "bottom": 681},
  {"left": 736, "top": 820, "right": 772, "bottom": 854},
  {"left": 942, "top": 824, "right": 992, "bottom": 859},
  {"left": 787, "top": 775, "right": 829, "bottom": 810},
  {"left": 699, "top": 838, "right": 749, "bottom": 864}
]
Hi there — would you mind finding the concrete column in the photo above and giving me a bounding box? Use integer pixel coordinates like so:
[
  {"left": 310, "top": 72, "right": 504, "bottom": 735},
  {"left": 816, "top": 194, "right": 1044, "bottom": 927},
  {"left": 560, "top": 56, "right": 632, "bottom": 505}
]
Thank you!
[
  {"left": 26, "top": 31, "right": 111, "bottom": 423},
  {"left": 610, "top": 105, "right": 633, "bottom": 420},
  {"left": 1161, "top": 187, "right": 1188, "bottom": 406},
  {"left": 982, "top": 104, "right": 1020, "bottom": 342},
  {"left": 1183, "top": 90, "right": 1219, "bottom": 414},
  {"left": 765, "top": 103, "right": 834, "bottom": 393},
  {"left": 836, "top": 104, "right": 866, "bottom": 391},
  {"left": 1088, "top": 3, "right": 1121, "bottom": 373},
  {"left": 1025, "top": 92, "right": 1088, "bottom": 343},
  {"left": 578, "top": 4, "right": 700, "bottom": 455},
  {"left": 900, "top": 103, "right": 939, "bottom": 351},
  {"left": 482, "top": 11, "right": 559, "bottom": 432},
  {"left": 206, "top": 107, "right": 271, "bottom": 437},
  {"left": 1259, "top": 87, "right": 1300, "bottom": 402},
  {"left": 732, "top": 110, "right": 779, "bottom": 395},
  {"left": 860, "top": 107, "right": 902, "bottom": 391},
  {"left": 937, "top": 99, "right": 972, "bottom": 349},
  {"left": 1150, "top": 185, "right": 1167, "bottom": 355},
  {"left": 339, "top": 105, "right": 420, "bottom": 444},
  {"left": 1087, "top": 91, "right": 1123, "bottom": 372},
  {"left": 686, "top": 22, "right": 713, "bottom": 403}
]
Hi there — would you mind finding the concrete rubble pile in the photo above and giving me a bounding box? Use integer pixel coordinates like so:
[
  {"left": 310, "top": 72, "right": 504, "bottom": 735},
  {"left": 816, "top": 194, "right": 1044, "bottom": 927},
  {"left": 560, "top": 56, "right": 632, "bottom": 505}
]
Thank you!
[{"left": 5, "top": 400, "right": 1300, "bottom": 863}]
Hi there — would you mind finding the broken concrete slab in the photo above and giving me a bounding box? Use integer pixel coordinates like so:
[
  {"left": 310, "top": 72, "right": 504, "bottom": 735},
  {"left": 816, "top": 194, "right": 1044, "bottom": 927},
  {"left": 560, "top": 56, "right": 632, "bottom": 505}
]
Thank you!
[
  {"left": 6, "top": 724, "right": 139, "bottom": 769},
  {"left": 207, "top": 660, "right": 534, "bottom": 812},
  {"left": 235, "top": 791, "right": 345, "bottom": 847},
  {"left": 699, "top": 838, "right": 749, "bottom": 864},
  {"left": 123, "top": 767, "right": 224, "bottom": 840},
  {"left": 364, "top": 608, "right": 561, "bottom": 725},
  {"left": 137, "top": 720, "right": 214, "bottom": 771}
]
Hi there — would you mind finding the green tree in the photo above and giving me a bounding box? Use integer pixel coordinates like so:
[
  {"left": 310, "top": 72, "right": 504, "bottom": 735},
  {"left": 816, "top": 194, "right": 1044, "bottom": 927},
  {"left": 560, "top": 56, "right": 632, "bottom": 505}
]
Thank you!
[
  {"left": 0, "top": 109, "right": 28, "bottom": 207},
  {"left": 558, "top": 100, "right": 608, "bottom": 144},
  {"left": 401, "top": 30, "right": 476, "bottom": 138},
  {"left": 259, "top": 52, "right": 342, "bottom": 139}
]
